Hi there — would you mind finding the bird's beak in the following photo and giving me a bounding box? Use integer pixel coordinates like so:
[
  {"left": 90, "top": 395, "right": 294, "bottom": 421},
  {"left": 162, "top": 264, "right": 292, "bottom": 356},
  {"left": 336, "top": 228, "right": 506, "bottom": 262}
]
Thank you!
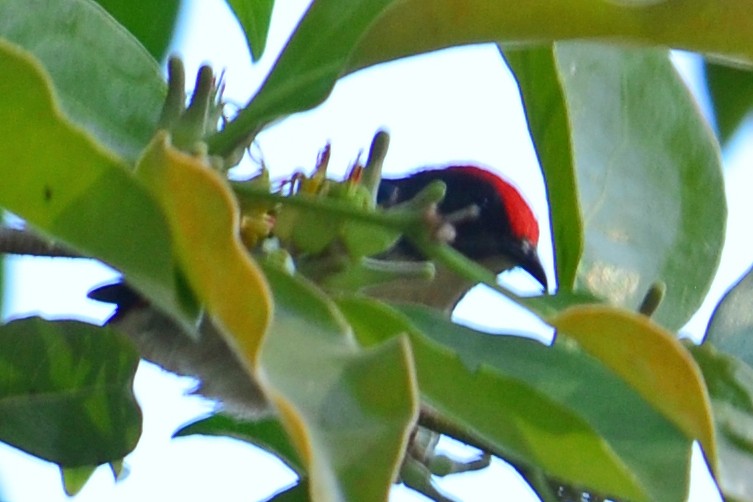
[{"left": 519, "top": 240, "right": 548, "bottom": 292}]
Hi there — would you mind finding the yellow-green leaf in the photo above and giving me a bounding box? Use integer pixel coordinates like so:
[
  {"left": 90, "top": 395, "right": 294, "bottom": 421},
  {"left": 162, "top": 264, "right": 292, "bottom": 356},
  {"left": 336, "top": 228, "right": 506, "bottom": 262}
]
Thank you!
[
  {"left": 259, "top": 266, "right": 418, "bottom": 502},
  {"left": 347, "top": 0, "right": 753, "bottom": 73},
  {"left": 340, "top": 298, "right": 650, "bottom": 500},
  {"left": 551, "top": 305, "right": 716, "bottom": 467},
  {"left": 691, "top": 343, "right": 753, "bottom": 501},
  {"left": 135, "top": 131, "right": 273, "bottom": 368},
  {"left": 0, "top": 0, "right": 167, "bottom": 162},
  {"left": 207, "top": 0, "right": 395, "bottom": 155},
  {"left": 225, "top": 0, "right": 275, "bottom": 62},
  {"left": 60, "top": 465, "right": 97, "bottom": 496},
  {"left": 0, "top": 40, "right": 190, "bottom": 322}
]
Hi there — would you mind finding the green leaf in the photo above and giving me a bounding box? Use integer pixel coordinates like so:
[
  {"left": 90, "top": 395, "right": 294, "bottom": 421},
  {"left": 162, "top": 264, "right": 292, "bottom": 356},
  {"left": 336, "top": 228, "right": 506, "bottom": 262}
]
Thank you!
[
  {"left": 109, "top": 459, "right": 127, "bottom": 480},
  {"left": 521, "top": 43, "right": 723, "bottom": 330},
  {"left": 0, "top": 40, "right": 193, "bottom": 330},
  {"left": 175, "top": 414, "right": 304, "bottom": 474},
  {"left": 225, "top": 0, "right": 275, "bottom": 62},
  {"left": 61, "top": 465, "right": 98, "bottom": 496},
  {"left": 0, "top": 242, "right": 4, "bottom": 315},
  {"left": 266, "top": 482, "right": 309, "bottom": 501},
  {"left": 0, "top": 318, "right": 141, "bottom": 466},
  {"left": 94, "top": 0, "right": 182, "bottom": 61},
  {"left": 706, "top": 61, "right": 753, "bottom": 144},
  {"left": 706, "top": 265, "right": 753, "bottom": 367},
  {"left": 259, "top": 266, "right": 418, "bottom": 502},
  {"left": 550, "top": 305, "right": 715, "bottom": 465},
  {"left": 338, "top": 298, "right": 696, "bottom": 502},
  {"left": 346, "top": 0, "right": 753, "bottom": 73},
  {"left": 136, "top": 132, "right": 273, "bottom": 366},
  {"left": 691, "top": 343, "right": 753, "bottom": 502},
  {"left": 207, "top": 0, "right": 395, "bottom": 156},
  {"left": 0, "top": 0, "right": 166, "bottom": 162},
  {"left": 503, "top": 46, "right": 583, "bottom": 290}
]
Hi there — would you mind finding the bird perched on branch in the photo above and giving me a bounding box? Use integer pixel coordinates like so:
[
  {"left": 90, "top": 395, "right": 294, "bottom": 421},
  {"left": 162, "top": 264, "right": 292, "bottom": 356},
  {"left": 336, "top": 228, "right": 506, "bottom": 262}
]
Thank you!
[
  {"left": 371, "top": 165, "right": 546, "bottom": 309},
  {"left": 89, "top": 163, "right": 547, "bottom": 416}
]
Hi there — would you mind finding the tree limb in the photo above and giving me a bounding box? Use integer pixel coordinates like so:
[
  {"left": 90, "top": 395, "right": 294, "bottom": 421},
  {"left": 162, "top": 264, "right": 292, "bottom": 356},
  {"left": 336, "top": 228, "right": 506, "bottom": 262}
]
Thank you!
[{"left": 0, "top": 227, "right": 81, "bottom": 258}]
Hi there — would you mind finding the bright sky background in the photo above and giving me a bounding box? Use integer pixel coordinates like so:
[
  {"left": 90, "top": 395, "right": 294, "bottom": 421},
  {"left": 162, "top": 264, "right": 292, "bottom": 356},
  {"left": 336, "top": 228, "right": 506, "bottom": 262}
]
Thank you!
[{"left": 3, "top": 0, "right": 752, "bottom": 500}]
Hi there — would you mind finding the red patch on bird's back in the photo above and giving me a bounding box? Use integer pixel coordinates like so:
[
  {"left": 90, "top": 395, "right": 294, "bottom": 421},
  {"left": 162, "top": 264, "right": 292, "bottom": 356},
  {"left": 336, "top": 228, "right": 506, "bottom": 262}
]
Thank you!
[{"left": 450, "top": 166, "right": 540, "bottom": 245}]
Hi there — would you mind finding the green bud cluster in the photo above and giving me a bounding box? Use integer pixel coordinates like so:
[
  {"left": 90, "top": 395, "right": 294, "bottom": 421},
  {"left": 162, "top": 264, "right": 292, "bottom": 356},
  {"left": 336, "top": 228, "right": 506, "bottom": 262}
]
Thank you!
[{"left": 273, "top": 143, "right": 400, "bottom": 259}]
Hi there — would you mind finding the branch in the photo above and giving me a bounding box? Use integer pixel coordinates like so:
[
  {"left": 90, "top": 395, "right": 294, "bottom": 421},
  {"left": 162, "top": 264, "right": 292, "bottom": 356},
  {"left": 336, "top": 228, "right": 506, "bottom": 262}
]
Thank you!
[
  {"left": 230, "top": 182, "right": 417, "bottom": 231},
  {"left": 0, "top": 228, "right": 81, "bottom": 258},
  {"left": 418, "top": 406, "right": 567, "bottom": 502},
  {"left": 419, "top": 405, "right": 619, "bottom": 501}
]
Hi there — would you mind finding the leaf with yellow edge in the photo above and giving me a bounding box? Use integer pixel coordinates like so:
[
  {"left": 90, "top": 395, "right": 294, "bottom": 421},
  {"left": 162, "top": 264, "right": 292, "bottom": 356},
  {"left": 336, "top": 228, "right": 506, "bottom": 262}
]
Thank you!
[
  {"left": 135, "top": 131, "right": 272, "bottom": 368},
  {"left": 0, "top": 40, "right": 193, "bottom": 323},
  {"left": 551, "top": 305, "right": 716, "bottom": 467},
  {"left": 259, "top": 266, "right": 418, "bottom": 502},
  {"left": 347, "top": 0, "right": 753, "bottom": 73}
]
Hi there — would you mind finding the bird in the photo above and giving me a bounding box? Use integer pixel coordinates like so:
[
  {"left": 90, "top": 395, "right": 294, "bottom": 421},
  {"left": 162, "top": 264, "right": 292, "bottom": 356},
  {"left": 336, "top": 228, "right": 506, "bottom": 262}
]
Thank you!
[
  {"left": 89, "top": 164, "right": 547, "bottom": 416},
  {"left": 369, "top": 165, "right": 547, "bottom": 310}
]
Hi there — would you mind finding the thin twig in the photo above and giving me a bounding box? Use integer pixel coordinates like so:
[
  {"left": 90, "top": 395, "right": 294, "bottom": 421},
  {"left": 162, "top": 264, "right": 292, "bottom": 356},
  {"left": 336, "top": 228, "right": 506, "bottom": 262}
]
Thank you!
[
  {"left": 0, "top": 227, "right": 81, "bottom": 258},
  {"left": 420, "top": 406, "right": 620, "bottom": 501},
  {"left": 418, "top": 406, "right": 564, "bottom": 501}
]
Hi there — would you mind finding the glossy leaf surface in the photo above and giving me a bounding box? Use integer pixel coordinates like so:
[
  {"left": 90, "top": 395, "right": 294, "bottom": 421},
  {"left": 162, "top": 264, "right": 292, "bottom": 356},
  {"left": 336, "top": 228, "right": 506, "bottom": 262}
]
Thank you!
[
  {"left": 0, "top": 41, "right": 190, "bottom": 325},
  {"left": 175, "top": 414, "right": 303, "bottom": 474},
  {"left": 95, "top": 0, "right": 181, "bottom": 61},
  {"left": 0, "top": 0, "right": 166, "bottom": 162},
  {"left": 509, "top": 43, "right": 724, "bottom": 329},
  {"left": 503, "top": 46, "right": 583, "bottom": 290},
  {"left": 558, "top": 44, "right": 723, "bottom": 329},
  {"left": 706, "top": 62, "right": 753, "bottom": 143},
  {"left": 61, "top": 465, "right": 98, "bottom": 496},
  {"left": 226, "top": 0, "right": 275, "bottom": 62},
  {"left": 347, "top": 0, "right": 753, "bottom": 72},
  {"left": 707, "top": 265, "right": 753, "bottom": 367},
  {"left": 259, "top": 267, "right": 417, "bottom": 502},
  {"left": 339, "top": 298, "right": 697, "bottom": 501},
  {"left": 136, "top": 132, "right": 272, "bottom": 366},
  {"left": 207, "top": 0, "right": 394, "bottom": 155},
  {"left": 551, "top": 305, "right": 716, "bottom": 465},
  {"left": 691, "top": 343, "right": 753, "bottom": 502},
  {"left": 0, "top": 318, "right": 140, "bottom": 466}
]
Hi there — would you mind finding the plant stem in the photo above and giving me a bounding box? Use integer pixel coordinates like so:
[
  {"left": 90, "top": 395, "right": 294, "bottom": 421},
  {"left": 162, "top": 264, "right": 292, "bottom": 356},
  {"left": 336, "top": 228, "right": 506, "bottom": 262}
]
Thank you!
[
  {"left": 0, "top": 228, "right": 80, "bottom": 258},
  {"left": 418, "top": 406, "right": 560, "bottom": 501},
  {"left": 230, "top": 183, "right": 416, "bottom": 231},
  {"left": 205, "top": 101, "right": 262, "bottom": 158}
]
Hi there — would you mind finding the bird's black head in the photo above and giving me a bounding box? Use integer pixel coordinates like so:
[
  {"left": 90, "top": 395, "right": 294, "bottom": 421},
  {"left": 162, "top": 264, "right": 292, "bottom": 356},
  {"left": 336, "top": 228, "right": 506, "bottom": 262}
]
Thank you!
[{"left": 377, "top": 165, "right": 547, "bottom": 290}]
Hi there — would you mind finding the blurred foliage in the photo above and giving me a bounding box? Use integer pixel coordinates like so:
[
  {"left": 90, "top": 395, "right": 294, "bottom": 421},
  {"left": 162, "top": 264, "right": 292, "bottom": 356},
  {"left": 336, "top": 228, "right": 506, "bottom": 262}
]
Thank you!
[
  {"left": 2, "top": 1, "right": 753, "bottom": 500},
  {"left": 94, "top": 0, "right": 181, "bottom": 61},
  {"left": 706, "top": 61, "right": 753, "bottom": 144}
]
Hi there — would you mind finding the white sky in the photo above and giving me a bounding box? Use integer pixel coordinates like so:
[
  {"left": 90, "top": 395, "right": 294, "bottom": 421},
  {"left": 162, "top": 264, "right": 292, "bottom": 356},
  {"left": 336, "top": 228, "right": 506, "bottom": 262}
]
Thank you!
[{"left": 3, "top": 0, "right": 751, "bottom": 500}]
